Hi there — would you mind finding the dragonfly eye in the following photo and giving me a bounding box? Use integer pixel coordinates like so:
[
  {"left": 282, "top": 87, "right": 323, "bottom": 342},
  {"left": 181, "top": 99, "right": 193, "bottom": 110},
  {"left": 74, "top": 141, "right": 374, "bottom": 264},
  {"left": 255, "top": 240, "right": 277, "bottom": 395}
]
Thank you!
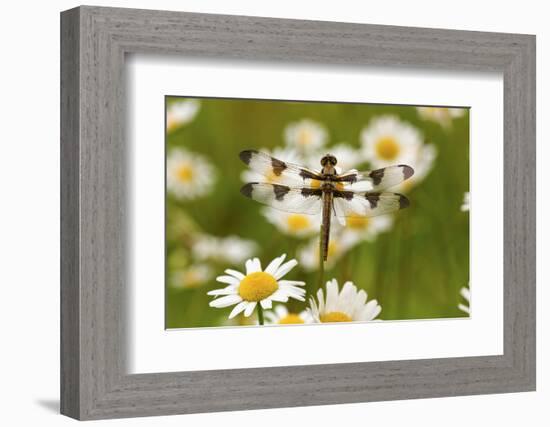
[{"left": 321, "top": 154, "right": 337, "bottom": 166}]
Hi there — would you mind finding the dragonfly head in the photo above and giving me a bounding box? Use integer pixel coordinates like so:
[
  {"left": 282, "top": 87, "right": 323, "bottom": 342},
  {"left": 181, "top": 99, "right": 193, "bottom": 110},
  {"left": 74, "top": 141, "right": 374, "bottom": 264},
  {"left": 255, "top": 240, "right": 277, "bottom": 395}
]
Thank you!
[{"left": 320, "top": 154, "right": 337, "bottom": 167}]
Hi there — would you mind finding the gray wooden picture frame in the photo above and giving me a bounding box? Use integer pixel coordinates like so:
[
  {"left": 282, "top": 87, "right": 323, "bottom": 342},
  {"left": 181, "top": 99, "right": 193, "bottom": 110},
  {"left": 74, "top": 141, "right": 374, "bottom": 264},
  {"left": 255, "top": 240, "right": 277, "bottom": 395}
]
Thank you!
[{"left": 60, "top": 5, "right": 536, "bottom": 420}]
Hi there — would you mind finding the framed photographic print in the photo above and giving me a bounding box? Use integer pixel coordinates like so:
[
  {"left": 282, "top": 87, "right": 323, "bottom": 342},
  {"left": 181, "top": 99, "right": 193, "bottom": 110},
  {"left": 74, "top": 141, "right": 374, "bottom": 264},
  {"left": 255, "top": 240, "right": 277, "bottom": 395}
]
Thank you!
[
  {"left": 61, "top": 6, "right": 536, "bottom": 420},
  {"left": 164, "top": 97, "right": 470, "bottom": 332}
]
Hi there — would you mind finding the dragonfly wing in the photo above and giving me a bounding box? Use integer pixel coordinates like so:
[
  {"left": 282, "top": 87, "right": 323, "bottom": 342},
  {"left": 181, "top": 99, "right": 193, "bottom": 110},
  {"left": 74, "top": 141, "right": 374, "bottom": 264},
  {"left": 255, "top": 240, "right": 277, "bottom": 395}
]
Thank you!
[
  {"left": 240, "top": 183, "right": 323, "bottom": 215},
  {"left": 333, "top": 190, "right": 410, "bottom": 217},
  {"left": 240, "top": 150, "right": 323, "bottom": 186},
  {"left": 335, "top": 165, "right": 414, "bottom": 192}
]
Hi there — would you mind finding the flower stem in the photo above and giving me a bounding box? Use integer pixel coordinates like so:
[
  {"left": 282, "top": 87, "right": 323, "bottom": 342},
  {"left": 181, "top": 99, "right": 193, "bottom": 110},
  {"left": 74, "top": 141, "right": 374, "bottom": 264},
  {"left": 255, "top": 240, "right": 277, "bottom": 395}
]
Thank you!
[{"left": 257, "top": 304, "right": 265, "bottom": 325}]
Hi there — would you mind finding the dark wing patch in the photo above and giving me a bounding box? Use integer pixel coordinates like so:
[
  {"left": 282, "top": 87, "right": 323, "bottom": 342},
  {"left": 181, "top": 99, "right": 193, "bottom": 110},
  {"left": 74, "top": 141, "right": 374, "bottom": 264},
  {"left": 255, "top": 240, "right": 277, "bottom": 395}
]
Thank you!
[
  {"left": 271, "top": 157, "right": 287, "bottom": 176},
  {"left": 400, "top": 164, "right": 414, "bottom": 180},
  {"left": 369, "top": 169, "right": 385, "bottom": 186},
  {"left": 333, "top": 190, "right": 354, "bottom": 201},
  {"left": 240, "top": 182, "right": 254, "bottom": 198},
  {"left": 273, "top": 184, "right": 290, "bottom": 201},
  {"left": 239, "top": 149, "right": 256, "bottom": 165},
  {"left": 299, "top": 168, "right": 322, "bottom": 181},
  {"left": 365, "top": 193, "right": 380, "bottom": 209},
  {"left": 302, "top": 187, "right": 322, "bottom": 198}
]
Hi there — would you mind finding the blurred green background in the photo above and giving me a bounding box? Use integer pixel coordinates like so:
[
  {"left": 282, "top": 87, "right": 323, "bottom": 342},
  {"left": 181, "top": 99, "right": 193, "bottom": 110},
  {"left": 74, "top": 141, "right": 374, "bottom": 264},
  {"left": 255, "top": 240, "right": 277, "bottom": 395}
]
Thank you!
[{"left": 165, "top": 96, "right": 469, "bottom": 329}]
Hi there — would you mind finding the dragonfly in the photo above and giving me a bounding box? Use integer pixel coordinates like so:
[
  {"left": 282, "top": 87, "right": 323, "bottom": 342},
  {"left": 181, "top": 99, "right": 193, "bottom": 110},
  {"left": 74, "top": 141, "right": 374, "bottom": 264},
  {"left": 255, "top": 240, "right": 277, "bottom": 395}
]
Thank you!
[{"left": 239, "top": 150, "right": 414, "bottom": 261}]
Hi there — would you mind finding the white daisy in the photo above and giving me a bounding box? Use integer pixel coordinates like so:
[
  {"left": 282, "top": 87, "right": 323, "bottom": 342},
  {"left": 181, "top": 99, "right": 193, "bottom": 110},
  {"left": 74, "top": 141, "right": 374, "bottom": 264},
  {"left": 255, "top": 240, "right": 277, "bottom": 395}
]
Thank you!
[
  {"left": 167, "top": 148, "right": 216, "bottom": 200},
  {"left": 297, "top": 231, "right": 353, "bottom": 271},
  {"left": 360, "top": 116, "right": 436, "bottom": 192},
  {"left": 192, "top": 234, "right": 258, "bottom": 265},
  {"left": 170, "top": 264, "right": 213, "bottom": 290},
  {"left": 208, "top": 254, "right": 306, "bottom": 319},
  {"left": 458, "top": 285, "right": 471, "bottom": 315},
  {"left": 461, "top": 192, "right": 470, "bottom": 212},
  {"left": 261, "top": 208, "right": 321, "bottom": 238},
  {"left": 340, "top": 214, "right": 393, "bottom": 245},
  {"left": 361, "top": 115, "right": 424, "bottom": 168},
  {"left": 416, "top": 106, "right": 466, "bottom": 129},
  {"left": 166, "top": 99, "right": 201, "bottom": 132},
  {"left": 264, "top": 305, "right": 313, "bottom": 325},
  {"left": 241, "top": 146, "right": 303, "bottom": 185},
  {"left": 308, "top": 279, "right": 382, "bottom": 323},
  {"left": 284, "top": 119, "right": 328, "bottom": 155}
]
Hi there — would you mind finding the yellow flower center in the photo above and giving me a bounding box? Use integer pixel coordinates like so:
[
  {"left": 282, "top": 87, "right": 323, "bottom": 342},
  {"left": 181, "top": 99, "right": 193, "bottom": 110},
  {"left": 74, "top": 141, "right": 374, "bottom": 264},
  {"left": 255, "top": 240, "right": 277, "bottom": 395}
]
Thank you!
[
  {"left": 177, "top": 164, "right": 194, "bottom": 182},
  {"left": 375, "top": 136, "right": 400, "bottom": 160},
  {"left": 297, "top": 128, "right": 312, "bottom": 146},
  {"left": 346, "top": 215, "right": 370, "bottom": 230},
  {"left": 320, "top": 311, "right": 352, "bottom": 323},
  {"left": 286, "top": 214, "right": 311, "bottom": 232},
  {"left": 278, "top": 314, "right": 305, "bottom": 324},
  {"left": 238, "top": 272, "right": 278, "bottom": 302}
]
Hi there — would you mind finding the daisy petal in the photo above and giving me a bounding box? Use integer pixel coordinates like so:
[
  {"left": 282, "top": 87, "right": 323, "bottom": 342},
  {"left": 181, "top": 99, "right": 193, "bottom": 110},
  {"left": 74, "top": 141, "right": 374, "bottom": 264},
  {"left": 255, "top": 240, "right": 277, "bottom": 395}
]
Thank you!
[
  {"left": 265, "top": 254, "right": 286, "bottom": 275},
  {"left": 325, "top": 279, "right": 339, "bottom": 313},
  {"left": 209, "top": 294, "right": 242, "bottom": 308},
  {"left": 274, "top": 259, "right": 298, "bottom": 279},
  {"left": 260, "top": 299, "right": 272, "bottom": 309},
  {"left": 225, "top": 269, "right": 245, "bottom": 280},
  {"left": 370, "top": 304, "right": 382, "bottom": 320},
  {"left": 458, "top": 304, "right": 470, "bottom": 314},
  {"left": 361, "top": 299, "right": 381, "bottom": 320},
  {"left": 280, "top": 286, "right": 306, "bottom": 298},
  {"left": 245, "top": 259, "right": 254, "bottom": 275},
  {"left": 207, "top": 287, "right": 235, "bottom": 296},
  {"left": 316, "top": 288, "right": 325, "bottom": 314},
  {"left": 355, "top": 290, "right": 367, "bottom": 309},
  {"left": 278, "top": 280, "right": 306, "bottom": 287},
  {"left": 269, "top": 290, "right": 290, "bottom": 303},
  {"left": 215, "top": 275, "right": 240, "bottom": 286},
  {"left": 338, "top": 281, "right": 357, "bottom": 313},
  {"left": 244, "top": 301, "right": 257, "bottom": 317},
  {"left": 288, "top": 294, "right": 305, "bottom": 302},
  {"left": 252, "top": 257, "right": 262, "bottom": 272},
  {"left": 245, "top": 258, "right": 262, "bottom": 275},
  {"left": 228, "top": 301, "right": 248, "bottom": 319}
]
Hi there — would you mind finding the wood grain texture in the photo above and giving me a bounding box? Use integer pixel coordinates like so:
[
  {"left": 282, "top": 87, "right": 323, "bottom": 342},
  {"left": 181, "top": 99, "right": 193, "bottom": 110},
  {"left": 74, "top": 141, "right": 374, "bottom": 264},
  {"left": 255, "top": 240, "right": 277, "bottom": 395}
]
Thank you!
[
  {"left": 60, "top": 6, "right": 536, "bottom": 420},
  {"left": 60, "top": 7, "right": 80, "bottom": 419}
]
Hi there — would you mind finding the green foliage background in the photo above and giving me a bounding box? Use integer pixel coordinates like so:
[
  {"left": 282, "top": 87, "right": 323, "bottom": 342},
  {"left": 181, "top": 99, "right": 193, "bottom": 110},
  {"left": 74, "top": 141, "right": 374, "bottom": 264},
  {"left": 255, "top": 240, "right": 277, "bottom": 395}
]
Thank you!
[{"left": 166, "top": 97, "right": 469, "bottom": 328}]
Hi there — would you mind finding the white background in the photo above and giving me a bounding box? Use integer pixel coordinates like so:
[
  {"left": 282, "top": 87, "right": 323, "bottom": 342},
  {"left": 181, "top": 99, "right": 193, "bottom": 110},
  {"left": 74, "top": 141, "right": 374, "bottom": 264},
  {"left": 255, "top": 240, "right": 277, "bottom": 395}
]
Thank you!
[
  {"left": 0, "top": 0, "right": 546, "bottom": 426},
  {"left": 129, "top": 57, "right": 503, "bottom": 373}
]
